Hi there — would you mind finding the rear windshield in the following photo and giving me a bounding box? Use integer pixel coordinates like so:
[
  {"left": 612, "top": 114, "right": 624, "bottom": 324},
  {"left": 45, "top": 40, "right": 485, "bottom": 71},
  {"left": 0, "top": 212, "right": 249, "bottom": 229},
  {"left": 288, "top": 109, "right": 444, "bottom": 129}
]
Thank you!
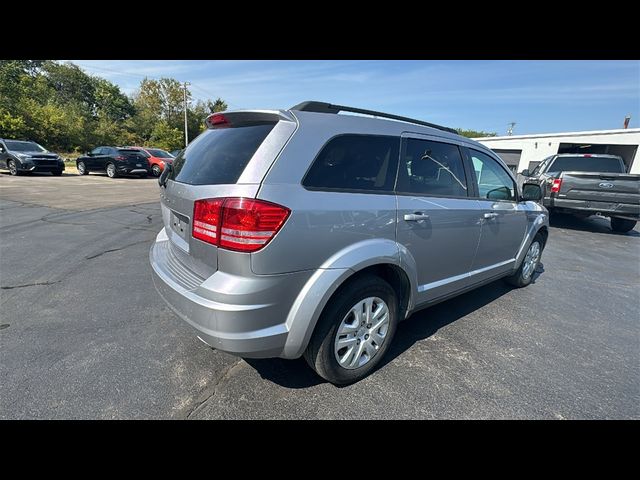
[
  {"left": 118, "top": 149, "right": 144, "bottom": 155},
  {"left": 147, "top": 149, "right": 172, "bottom": 158},
  {"left": 549, "top": 156, "right": 624, "bottom": 173},
  {"left": 171, "top": 123, "right": 276, "bottom": 185}
]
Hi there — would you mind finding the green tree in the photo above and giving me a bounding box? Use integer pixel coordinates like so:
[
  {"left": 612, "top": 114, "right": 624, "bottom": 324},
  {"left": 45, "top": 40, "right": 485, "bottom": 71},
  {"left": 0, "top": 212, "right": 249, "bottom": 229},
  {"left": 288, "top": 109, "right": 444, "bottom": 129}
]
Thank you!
[
  {"left": 149, "top": 121, "right": 183, "bottom": 151},
  {"left": 455, "top": 128, "right": 497, "bottom": 139}
]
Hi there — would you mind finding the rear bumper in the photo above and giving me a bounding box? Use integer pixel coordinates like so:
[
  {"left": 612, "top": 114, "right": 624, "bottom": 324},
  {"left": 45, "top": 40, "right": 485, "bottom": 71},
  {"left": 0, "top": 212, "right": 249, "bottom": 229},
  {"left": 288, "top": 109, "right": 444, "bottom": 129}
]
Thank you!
[
  {"left": 149, "top": 228, "right": 314, "bottom": 359},
  {"left": 546, "top": 197, "right": 640, "bottom": 220},
  {"left": 118, "top": 165, "right": 149, "bottom": 174}
]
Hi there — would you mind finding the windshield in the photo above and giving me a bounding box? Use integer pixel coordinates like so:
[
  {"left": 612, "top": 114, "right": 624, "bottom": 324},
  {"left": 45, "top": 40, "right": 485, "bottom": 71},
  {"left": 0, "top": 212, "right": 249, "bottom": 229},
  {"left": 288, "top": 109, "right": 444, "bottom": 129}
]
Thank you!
[
  {"left": 5, "top": 141, "right": 46, "bottom": 152},
  {"left": 549, "top": 156, "right": 624, "bottom": 173},
  {"left": 147, "top": 149, "right": 173, "bottom": 158}
]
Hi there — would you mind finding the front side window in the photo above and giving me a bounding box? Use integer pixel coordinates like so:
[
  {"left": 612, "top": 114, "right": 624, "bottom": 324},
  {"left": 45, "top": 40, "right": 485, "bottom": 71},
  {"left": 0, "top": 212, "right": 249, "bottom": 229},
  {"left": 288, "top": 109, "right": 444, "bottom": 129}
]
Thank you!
[
  {"left": 91, "top": 147, "right": 103, "bottom": 155},
  {"left": 303, "top": 135, "right": 400, "bottom": 192},
  {"left": 470, "top": 149, "right": 516, "bottom": 201},
  {"left": 397, "top": 138, "right": 468, "bottom": 197}
]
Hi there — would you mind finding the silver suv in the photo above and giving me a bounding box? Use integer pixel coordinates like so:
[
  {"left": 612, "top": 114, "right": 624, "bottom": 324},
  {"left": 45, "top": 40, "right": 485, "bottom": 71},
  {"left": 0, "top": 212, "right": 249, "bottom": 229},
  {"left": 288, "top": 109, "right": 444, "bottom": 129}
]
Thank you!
[{"left": 150, "top": 101, "right": 549, "bottom": 384}]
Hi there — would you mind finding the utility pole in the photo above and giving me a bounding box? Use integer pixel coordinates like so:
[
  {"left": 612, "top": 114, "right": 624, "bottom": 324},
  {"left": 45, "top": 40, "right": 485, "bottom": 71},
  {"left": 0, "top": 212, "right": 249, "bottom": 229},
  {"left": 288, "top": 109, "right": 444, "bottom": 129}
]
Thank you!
[
  {"left": 507, "top": 122, "right": 516, "bottom": 136},
  {"left": 183, "top": 81, "right": 191, "bottom": 147}
]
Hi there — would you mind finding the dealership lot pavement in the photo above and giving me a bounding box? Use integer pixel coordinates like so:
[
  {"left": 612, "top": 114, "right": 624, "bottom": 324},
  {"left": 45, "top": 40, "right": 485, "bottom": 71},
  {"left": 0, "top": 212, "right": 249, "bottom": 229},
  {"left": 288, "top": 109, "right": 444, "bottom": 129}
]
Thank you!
[{"left": 1, "top": 171, "right": 639, "bottom": 419}]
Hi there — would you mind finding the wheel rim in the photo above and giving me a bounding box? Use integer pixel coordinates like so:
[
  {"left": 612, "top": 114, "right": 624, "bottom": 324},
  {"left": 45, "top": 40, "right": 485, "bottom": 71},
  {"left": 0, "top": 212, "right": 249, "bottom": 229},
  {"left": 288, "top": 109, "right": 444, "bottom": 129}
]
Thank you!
[
  {"left": 522, "top": 241, "right": 541, "bottom": 280},
  {"left": 9, "top": 161, "right": 16, "bottom": 175},
  {"left": 107, "top": 164, "right": 115, "bottom": 177},
  {"left": 334, "top": 296, "right": 390, "bottom": 370},
  {"left": 78, "top": 162, "right": 85, "bottom": 174},
  {"left": 152, "top": 165, "right": 161, "bottom": 176}
]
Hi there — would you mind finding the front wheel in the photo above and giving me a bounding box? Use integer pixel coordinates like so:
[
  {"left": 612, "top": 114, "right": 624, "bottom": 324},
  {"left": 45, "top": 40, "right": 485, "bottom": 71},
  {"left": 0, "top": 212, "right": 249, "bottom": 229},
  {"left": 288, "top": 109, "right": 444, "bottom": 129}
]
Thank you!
[
  {"left": 304, "top": 275, "right": 398, "bottom": 385},
  {"left": 8, "top": 160, "right": 20, "bottom": 176},
  {"left": 151, "top": 164, "right": 161, "bottom": 177},
  {"left": 106, "top": 163, "right": 118, "bottom": 178},
  {"left": 504, "top": 234, "right": 543, "bottom": 288},
  {"left": 610, "top": 217, "right": 637, "bottom": 233},
  {"left": 77, "top": 161, "right": 89, "bottom": 175}
]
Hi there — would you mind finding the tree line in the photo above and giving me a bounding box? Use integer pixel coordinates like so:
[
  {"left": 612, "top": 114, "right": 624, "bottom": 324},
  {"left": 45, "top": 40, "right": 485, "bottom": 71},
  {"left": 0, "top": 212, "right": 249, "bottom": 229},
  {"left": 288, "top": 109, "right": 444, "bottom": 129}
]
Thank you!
[
  {"left": 0, "top": 60, "right": 496, "bottom": 154},
  {"left": 0, "top": 60, "right": 227, "bottom": 153}
]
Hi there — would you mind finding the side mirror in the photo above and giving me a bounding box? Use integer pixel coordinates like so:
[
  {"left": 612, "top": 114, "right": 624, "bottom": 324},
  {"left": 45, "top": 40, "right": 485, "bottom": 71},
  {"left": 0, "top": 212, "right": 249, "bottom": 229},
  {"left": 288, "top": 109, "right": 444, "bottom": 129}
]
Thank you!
[
  {"left": 521, "top": 183, "right": 542, "bottom": 202},
  {"left": 158, "top": 162, "right": 172, "bottom": 187},
  {"left": 86, "top": 151, "right": 92, "bottom": 156},
  {"left": 520, "top": 169, "right": 530, "bottom": 177}
]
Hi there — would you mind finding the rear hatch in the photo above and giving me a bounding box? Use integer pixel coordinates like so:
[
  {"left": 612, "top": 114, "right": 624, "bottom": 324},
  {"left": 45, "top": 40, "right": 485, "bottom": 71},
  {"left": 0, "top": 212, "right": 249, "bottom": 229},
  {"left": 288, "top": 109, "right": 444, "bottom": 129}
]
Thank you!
[
  {"left": 160, "top": 110, "right": 297, "bottom": 276},
  {"left": 118, "top": 149, "right": 149, "bottom": 168}
]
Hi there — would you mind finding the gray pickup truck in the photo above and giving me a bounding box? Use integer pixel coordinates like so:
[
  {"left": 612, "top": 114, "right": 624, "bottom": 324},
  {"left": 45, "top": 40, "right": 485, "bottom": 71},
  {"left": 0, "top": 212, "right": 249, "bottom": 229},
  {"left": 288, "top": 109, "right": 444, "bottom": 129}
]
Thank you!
[{"left": 519, "top": 153, "right": 639, "bottom": 233}]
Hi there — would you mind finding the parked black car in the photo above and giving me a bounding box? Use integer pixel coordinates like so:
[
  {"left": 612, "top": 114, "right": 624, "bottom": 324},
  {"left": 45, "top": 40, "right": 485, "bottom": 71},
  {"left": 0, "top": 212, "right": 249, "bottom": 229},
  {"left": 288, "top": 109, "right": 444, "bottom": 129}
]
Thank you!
[
  {"left": 0, "top": 139, "right": 65, "bottom": 176},
  {"left": 76, "top": 147, "right": 150, "bottom": 178}
]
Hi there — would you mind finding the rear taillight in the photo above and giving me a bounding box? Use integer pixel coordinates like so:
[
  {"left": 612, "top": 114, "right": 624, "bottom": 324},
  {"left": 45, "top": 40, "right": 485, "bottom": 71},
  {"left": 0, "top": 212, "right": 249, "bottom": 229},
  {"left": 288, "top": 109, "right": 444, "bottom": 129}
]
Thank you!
[
  {"left": 192, "top": 198, "right": 224, "bottom": 243},
  {"left": 192, "top": 198, "right": 290, "bottom": 252},
  {"left": 551, "top": 178, "right": 563, "bottom": 193},
  {"left": 115, "top": 155, "right": 126, "bottom": 161}
]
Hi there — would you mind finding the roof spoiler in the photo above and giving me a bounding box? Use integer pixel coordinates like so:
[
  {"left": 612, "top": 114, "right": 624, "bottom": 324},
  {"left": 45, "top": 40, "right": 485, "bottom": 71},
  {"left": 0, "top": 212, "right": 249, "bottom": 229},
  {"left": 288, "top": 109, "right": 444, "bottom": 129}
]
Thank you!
[{"left": 290, "top": 101, "right": 458, "bottom": 135}]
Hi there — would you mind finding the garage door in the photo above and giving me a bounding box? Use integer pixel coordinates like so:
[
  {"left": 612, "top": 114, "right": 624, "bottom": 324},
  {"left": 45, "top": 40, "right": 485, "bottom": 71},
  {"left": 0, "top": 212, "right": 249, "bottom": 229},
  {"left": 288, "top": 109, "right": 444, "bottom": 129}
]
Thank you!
[{"left": 492, "top": 149, "right": 522, "bottom": 172}]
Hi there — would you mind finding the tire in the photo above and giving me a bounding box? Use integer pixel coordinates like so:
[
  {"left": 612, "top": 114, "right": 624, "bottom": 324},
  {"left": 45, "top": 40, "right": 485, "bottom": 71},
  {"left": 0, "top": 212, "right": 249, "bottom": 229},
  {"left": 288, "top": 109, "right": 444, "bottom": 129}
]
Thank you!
[
  {"left": 8, "top": 160, "right": 20, "bottom": 176},
  {"left": 151, "top": 165, "right": 161, "bottom": 177},
  {"left": 77, "top": 161, "right": 89, "bottom": 175},
  {"left": 504, "top": 234, "right": 544, "bottom": 288},
  {"left": 106, "top": 163, "right": 118, "bottom": 178},
  {"left": 610, "top": 217, "right": 637, "bottom": 233},
  {"left": 52, "top": 169, "right": 63, "bottom": 176},
  {"left": 304, "top": 274, "right": 398, "bottom": 385}
]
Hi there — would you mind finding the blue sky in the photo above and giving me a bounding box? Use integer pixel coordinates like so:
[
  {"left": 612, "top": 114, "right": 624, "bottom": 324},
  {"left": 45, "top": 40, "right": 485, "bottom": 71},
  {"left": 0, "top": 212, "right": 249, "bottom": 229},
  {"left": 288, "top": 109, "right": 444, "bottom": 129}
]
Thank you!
[{"left": 70, "top": 60, "right": 639, "bottom": 135}]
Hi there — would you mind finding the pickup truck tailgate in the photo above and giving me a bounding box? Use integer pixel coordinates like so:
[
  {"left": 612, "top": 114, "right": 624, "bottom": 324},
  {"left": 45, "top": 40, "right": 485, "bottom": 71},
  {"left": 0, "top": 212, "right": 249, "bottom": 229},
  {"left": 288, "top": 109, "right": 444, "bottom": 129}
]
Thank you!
[{"left": 557, "top": 172, "right": 640, "bottom": 205}]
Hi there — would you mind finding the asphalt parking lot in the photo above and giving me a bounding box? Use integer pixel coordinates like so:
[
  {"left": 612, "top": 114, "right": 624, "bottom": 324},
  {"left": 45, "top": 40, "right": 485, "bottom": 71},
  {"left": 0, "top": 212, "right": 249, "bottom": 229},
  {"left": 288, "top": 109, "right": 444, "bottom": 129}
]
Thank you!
[{"left": 1, "top": 171, "right": 639, "bottom": 419}]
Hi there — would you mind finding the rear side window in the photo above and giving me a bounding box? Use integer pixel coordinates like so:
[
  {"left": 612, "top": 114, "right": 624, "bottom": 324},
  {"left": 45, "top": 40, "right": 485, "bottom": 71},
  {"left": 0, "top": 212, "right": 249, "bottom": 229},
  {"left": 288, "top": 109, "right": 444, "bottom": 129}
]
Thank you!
[
  {"left": 548, "top": 156, "right": 624, "bottom": 173},
  {"left": 397, "top": 138, "right": 468, "bottom": 197},
  {"left": 171, "top": 123, "right": 276, "bottom": 185},
  {"left": 302, "top": 135, "right": 400, "bottom": 192}
]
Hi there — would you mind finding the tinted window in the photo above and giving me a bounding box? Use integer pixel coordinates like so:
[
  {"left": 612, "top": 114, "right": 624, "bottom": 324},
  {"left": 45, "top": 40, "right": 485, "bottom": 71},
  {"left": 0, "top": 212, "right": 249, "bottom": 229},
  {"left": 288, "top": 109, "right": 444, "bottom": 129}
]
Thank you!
[
  {"left": 91, "top": 147, "right": 103, "bottom": 155},
  {"left": 303, "top": 135, "right": 399, "bottom": 192},
  {"left": 470, "top": 149, "right": 516, "bottom": 201},
  {"left": 549, "top": 156, "right": 624, "bottom": 173},
  {"left": 171, "top": 123, "right": 275, "bottom": 185},
  {"left": 397, "top": 138, "right": 467, "bottom": 197}
]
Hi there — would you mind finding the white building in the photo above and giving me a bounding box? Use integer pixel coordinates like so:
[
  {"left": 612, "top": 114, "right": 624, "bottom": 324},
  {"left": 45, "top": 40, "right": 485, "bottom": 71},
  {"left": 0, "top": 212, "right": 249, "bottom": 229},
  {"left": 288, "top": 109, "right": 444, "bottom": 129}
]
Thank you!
[{"left": 475, "top": 128, "right": 640, "bottom": 175}]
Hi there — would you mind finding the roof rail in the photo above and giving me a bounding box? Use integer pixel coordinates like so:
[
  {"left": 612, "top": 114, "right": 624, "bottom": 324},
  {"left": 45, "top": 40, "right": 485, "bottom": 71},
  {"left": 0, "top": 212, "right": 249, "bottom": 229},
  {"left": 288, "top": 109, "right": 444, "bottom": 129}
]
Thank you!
[{"left": 290, "top": 101, "right": 458, "bottom": 135}]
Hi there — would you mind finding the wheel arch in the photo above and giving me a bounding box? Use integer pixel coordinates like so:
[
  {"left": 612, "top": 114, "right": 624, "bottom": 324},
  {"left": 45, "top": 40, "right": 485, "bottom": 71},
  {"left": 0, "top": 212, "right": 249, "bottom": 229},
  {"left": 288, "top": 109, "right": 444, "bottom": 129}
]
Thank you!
[{"left": 282, "top": 239, "right": 416, "bottom": 359}]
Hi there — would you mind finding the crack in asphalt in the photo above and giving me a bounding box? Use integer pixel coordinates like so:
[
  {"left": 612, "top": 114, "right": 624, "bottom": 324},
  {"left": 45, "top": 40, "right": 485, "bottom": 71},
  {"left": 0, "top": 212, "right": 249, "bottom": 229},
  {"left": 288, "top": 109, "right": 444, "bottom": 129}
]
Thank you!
[
  {"left": 1, "top": 280, "right": 61, "bottom": 290},
  {"left": 85, "top": 239, "right": 153, "bottom": 260},
  {"left": 184, "top": 359, "right": 244, "bottom": 419}
]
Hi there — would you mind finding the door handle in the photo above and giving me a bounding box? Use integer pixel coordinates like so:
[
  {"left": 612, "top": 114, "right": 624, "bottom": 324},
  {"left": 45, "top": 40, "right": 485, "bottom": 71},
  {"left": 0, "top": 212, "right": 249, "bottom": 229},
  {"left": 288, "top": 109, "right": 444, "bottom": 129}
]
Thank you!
[
  {"left": 404, "top": 212, "right": 430, "bottom": 222},
  {"left": 483, "top": 212, "right": 499, "bottom": 219}
]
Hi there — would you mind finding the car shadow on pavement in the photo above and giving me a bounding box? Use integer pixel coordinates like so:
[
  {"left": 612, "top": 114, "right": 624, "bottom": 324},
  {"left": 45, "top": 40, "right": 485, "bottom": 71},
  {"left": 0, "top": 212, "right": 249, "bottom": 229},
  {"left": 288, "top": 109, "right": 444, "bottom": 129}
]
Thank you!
[
  {"left": 245, "top": 269, "right": 544, "bottom": 389},
  {"left": 550, "top": 213, "right": 639, "bottom": 237}
]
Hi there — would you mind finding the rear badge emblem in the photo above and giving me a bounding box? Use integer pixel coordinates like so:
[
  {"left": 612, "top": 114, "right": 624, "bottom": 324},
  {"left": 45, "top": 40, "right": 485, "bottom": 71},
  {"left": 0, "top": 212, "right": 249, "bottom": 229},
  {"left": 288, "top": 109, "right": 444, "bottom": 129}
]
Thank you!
[{"left": 598, "top": 182, "right": 614, "bottom": 189}]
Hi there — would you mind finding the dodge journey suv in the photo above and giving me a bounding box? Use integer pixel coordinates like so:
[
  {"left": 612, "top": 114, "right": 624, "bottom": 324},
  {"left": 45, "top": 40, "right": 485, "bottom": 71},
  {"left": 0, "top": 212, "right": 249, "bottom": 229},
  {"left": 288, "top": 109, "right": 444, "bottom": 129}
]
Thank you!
[{"left": 150, "top": 101, "right": 549, "bottom": 384}]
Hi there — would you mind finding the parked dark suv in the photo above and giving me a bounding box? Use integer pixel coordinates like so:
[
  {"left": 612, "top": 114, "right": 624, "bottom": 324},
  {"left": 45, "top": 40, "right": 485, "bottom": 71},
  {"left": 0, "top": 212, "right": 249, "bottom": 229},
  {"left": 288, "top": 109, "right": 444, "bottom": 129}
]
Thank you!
[
  {"left": 76, "top": 147, "right": 150, "bottom": 178},
  {"left": 0, "top": 139, "right": 65, "bottom": 176}
]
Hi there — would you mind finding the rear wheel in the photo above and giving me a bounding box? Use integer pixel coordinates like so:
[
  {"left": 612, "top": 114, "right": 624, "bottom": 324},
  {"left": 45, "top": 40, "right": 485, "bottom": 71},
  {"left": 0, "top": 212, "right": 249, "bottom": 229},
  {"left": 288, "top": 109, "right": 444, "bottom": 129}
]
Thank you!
[
  {"left": 8, "top": 160, "right": 20, "bottom": 176},
  {"left": 106, "top": 163, "right": 117, "bottom": 178},
  {"left": 504, "top": 234, "right": 543, "bottom": 288},
  {"left": 151, "top": 164, "right": 161, "bottom": 177},
  {"left": 77, "top": 161, "right": 89, "bottom": 175},
  {"left": 304, "top": 275, "right": 398, "bottom": 385},
  {"left": 610, "top": 217, "right": 637, "bottom": 233}
]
